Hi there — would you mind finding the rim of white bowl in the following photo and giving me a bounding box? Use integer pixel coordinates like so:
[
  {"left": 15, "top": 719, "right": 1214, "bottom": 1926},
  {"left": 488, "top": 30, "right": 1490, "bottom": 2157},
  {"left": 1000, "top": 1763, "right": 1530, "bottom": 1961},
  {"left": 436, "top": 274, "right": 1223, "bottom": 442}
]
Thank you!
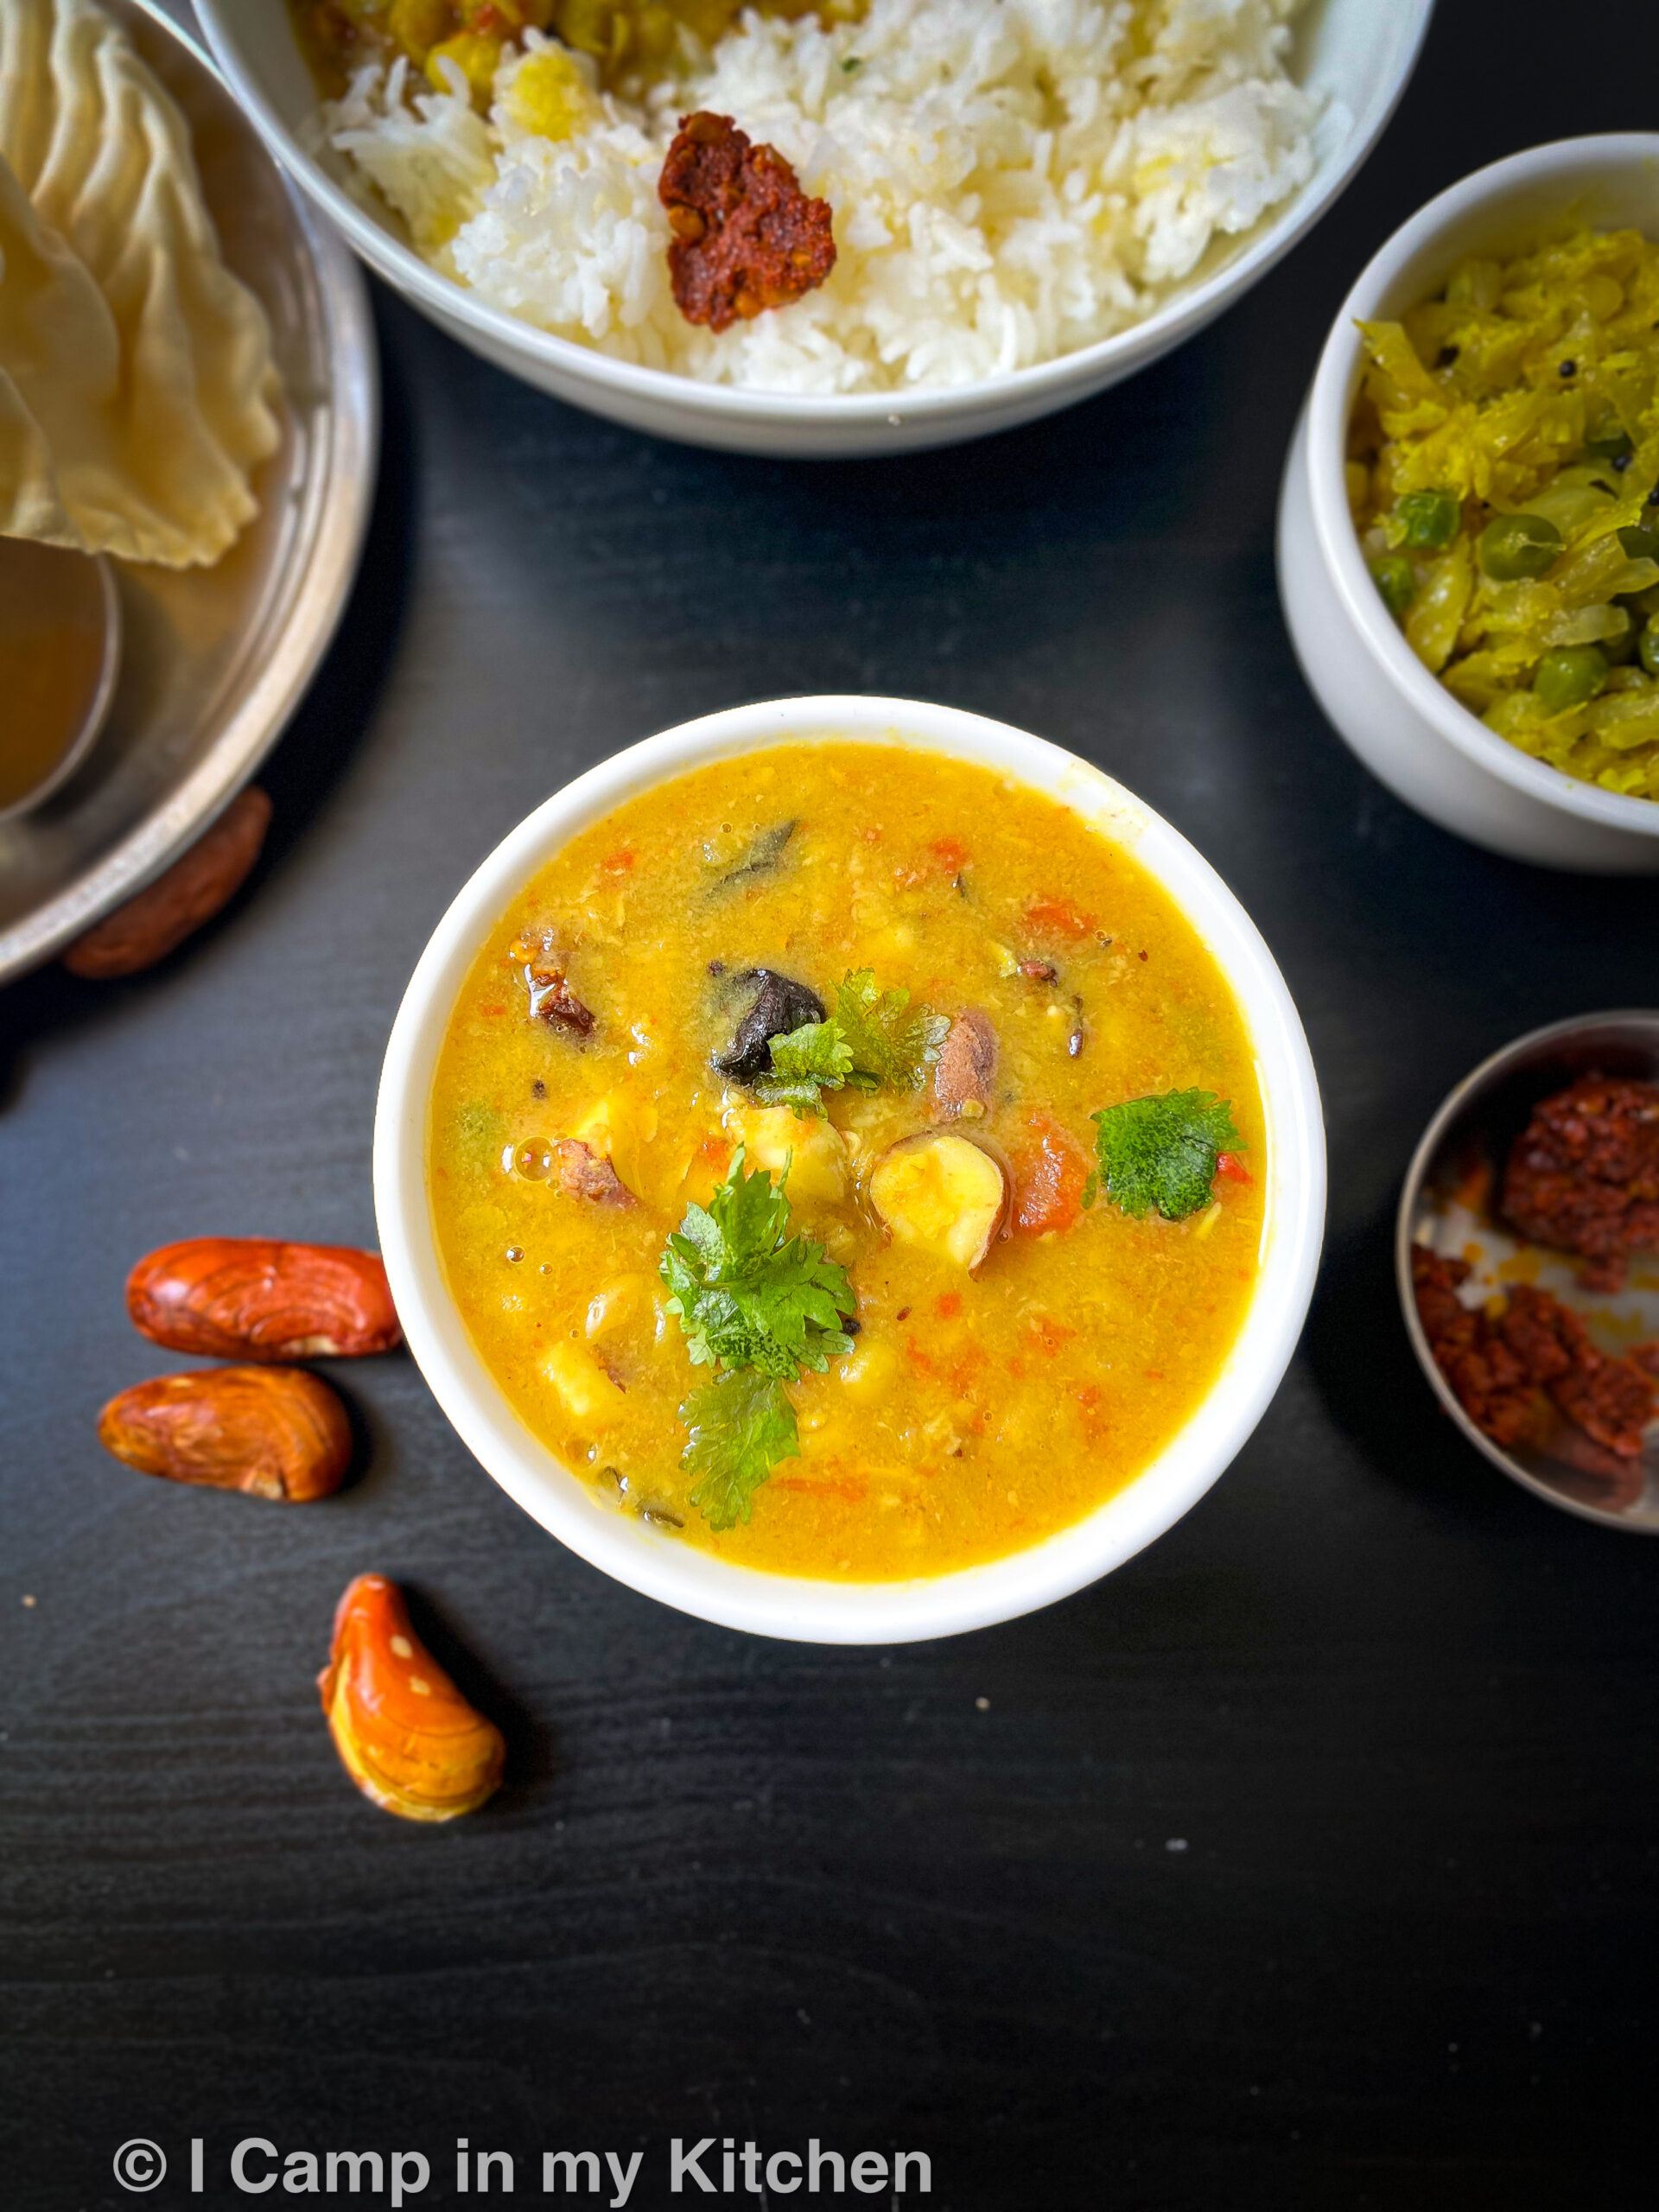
[
  {"left": 196, "top": 0, "right": 1434, "bottom": 432},
  {"left": 373, "top": 697, "right": 1326, "bottom": 1643},
  {"left": 1308, "top": 132, "right": 1659, "bottom": 840}
]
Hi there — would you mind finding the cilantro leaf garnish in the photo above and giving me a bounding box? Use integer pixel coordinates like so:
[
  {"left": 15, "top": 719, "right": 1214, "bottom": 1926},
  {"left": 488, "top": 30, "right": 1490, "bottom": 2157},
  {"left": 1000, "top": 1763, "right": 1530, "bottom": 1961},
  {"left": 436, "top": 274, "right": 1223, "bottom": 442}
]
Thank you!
[
  {"left": 659, "top": 1149, "right": 857, "bottom": 1379},
  {"left": 835, "top": 968, "right": 950, "bottom": 1090},
  {"left": 754, "top": 1019, "right": 854, "bottom": 1114},
  {"left": 680, "top": 1370, "right": 800, "bottom": 1531},
  {"left": 1090, "top": 1090, "right": 1241, "bottom": 1223},
  {"left": 659, "top": 1149, "right": 856, "bottom": 1530},
  {"left": 755, "top": 969, "right": 950, "bottom": 1111}
]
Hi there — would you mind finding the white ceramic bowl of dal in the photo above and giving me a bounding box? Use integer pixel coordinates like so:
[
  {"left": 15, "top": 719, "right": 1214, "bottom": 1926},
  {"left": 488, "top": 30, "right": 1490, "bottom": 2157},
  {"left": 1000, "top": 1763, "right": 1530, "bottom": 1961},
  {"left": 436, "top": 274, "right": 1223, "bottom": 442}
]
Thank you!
[
  {"left": 374, "top": 696, "right": 1326, "bottom": 1643},
  {"left": 195, "top": 0, "right": 1433, "bottom": 457},
  {"left": 1278, "top": 134, "right": 1659, "bottom": 872}
]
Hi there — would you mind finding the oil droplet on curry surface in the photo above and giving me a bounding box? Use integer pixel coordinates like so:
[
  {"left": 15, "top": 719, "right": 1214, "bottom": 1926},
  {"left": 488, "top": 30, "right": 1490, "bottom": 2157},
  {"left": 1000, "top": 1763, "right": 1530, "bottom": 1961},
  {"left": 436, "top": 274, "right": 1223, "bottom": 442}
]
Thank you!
[{"left": 0, "top": 541, "right": 112, "bottom": 813}]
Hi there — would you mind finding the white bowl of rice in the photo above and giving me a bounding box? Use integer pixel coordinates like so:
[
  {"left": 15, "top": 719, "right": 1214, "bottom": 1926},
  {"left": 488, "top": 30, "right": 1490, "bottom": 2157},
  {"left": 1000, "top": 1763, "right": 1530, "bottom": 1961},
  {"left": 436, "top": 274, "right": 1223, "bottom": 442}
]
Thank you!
[{"left": 195, "top": 0, "right": 1433, "bottom": 457}]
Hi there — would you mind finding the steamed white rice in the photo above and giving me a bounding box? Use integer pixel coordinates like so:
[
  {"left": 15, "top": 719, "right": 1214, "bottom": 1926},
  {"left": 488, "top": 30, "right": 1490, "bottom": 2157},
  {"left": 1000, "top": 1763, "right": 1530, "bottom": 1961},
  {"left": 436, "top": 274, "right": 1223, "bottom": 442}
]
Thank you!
[{"left": 321, "top": 0, "right": 1320, "bottom": 393}]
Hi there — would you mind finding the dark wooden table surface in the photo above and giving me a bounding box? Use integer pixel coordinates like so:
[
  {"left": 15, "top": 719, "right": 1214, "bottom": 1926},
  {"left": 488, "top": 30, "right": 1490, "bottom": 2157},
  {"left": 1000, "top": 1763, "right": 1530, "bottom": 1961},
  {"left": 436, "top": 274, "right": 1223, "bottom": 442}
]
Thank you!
[{"left": 5, "top": 3, "right": 1659, "bottom": 2205}]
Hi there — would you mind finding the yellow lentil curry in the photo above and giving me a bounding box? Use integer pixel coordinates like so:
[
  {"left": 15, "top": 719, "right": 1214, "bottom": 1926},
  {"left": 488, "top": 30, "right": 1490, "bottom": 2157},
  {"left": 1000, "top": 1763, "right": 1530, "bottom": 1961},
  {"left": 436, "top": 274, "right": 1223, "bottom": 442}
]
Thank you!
[{"left": 429, "top": 743, "right": 1265, "bottom": 1580}]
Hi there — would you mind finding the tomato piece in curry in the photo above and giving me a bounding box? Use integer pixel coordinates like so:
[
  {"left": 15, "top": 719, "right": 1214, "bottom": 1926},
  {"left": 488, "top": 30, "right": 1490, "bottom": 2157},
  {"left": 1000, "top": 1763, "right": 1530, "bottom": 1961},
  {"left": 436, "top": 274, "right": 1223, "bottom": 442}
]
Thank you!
[{"left": 429, "top": 744, "right": 1266, "bottom": 1581}]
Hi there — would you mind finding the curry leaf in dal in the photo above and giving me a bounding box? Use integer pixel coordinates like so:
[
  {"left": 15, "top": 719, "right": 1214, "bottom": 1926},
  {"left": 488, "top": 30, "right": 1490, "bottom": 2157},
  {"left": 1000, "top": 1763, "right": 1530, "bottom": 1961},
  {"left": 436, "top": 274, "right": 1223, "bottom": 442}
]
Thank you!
[{"left": 714, "top": 819, "right": 797, "bottom": 887}]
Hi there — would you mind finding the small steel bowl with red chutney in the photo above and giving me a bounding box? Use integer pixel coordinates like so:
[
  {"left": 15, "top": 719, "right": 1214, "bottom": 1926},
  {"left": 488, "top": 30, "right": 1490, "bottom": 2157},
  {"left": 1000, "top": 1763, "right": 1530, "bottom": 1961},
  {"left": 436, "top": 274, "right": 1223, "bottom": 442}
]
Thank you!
[{"left": 1398, "top": 1013, "right": 1659, "bottom": 1531}]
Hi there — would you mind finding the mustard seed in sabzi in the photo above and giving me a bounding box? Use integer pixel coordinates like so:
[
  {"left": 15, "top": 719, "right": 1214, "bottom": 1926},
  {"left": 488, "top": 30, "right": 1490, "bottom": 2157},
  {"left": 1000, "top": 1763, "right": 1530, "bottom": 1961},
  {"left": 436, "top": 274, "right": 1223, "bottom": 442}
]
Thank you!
[{"left": 1350, "top": 226, "right": 1659, "bottom": 798}]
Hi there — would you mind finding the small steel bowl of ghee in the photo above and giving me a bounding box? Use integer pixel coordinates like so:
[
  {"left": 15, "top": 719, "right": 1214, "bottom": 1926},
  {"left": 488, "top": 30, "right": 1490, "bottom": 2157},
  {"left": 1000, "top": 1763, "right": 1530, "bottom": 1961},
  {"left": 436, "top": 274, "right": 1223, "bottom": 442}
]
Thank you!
[{"left": 0, "top": 538, "right": 121, "bottom": 826}]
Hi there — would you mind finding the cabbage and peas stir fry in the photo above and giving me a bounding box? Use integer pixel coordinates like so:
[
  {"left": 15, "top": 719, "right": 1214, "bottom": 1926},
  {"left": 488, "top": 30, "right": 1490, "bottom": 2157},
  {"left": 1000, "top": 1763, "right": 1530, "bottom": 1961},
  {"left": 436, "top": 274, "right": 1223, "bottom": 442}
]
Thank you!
[{"left": 1350, "top": 227, "right": 1659, "bottom": 798}]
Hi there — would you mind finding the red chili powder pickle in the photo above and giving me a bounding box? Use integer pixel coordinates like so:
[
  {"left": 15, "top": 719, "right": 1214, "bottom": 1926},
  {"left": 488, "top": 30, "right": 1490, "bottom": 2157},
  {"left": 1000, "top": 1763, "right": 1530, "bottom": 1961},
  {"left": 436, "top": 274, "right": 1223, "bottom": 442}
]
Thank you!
[
  {"left": 1502, "top": 1075, "right": 1659, "bottom": 1293},
  {"left": 1498, "top": 1285, "right": 1653, "bottom": 1459},
  {"left": 1411, "top": 1247, "right": 1542, "bottom": 1450},
  {"left": 659, "top": 111, "right": 836, "bottom": 332},
  {"left": 1411, "top": 1247, "right": 1655, "bottom": 1459}
]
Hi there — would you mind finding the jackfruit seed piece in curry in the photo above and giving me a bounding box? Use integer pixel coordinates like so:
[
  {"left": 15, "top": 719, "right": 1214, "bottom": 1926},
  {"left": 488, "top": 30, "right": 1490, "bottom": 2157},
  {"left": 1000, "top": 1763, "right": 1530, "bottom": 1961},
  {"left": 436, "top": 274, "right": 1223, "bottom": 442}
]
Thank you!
[
  {"left": 512, "top": 927, "right": 595, "bottom": 1038},
  {"left": 555, "top": 1138, "right": 636, "bottom": 1205},
  {"left": 931, "top": 1007, "right": 998, "bottom": 1122},
  {"left": 869, "top": 1128, "right": 1011, "bottom": 1272},
  {"left": 728, "top": 1102, "right": 850, "bottom": 1205}
]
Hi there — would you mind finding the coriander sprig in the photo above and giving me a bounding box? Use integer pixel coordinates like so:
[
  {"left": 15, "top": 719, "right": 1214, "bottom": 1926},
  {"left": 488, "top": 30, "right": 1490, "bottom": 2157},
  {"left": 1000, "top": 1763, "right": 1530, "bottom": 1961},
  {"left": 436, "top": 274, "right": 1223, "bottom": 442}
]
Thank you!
[
  {"left": 754, "top": 1019, "right": 854, "bottom": 1115},
  {"left": 659, "top": 1151, "right": 855, "bottom": 1376},
  {"left": 678, "top": 1370, "right": 801, "bottom": 1533},
  {"left": 1090, "top": 1090, "right": 1241, "bottom": 1223},
  {"left": 658, "top": 1150, "right": 856, "bottom": 1529},
  {"left": 754, "top": 969, "right": 949, "bottom": 1114}
]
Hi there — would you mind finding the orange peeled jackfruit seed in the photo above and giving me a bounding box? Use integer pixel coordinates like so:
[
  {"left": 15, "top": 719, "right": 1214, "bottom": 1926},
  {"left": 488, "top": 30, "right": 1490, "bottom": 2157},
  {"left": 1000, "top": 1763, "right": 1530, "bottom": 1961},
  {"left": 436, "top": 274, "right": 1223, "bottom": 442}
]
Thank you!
[{"left": 319, "top": 1574, "right": 505, "bottom": 1821}]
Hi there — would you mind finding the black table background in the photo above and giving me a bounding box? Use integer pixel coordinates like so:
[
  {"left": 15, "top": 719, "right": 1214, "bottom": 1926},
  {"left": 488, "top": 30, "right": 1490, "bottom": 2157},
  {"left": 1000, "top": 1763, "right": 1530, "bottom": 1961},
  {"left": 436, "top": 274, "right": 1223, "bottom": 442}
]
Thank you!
[{"left": 5, "top": 4, "right": 1659, "bottom": 2205}]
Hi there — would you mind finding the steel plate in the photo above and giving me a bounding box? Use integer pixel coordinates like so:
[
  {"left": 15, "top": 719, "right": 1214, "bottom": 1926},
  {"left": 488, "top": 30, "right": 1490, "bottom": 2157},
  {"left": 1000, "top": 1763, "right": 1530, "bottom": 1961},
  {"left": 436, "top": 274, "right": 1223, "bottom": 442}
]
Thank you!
[{"left": 0, "top": 0, "right": 378, "bottom": 983}]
